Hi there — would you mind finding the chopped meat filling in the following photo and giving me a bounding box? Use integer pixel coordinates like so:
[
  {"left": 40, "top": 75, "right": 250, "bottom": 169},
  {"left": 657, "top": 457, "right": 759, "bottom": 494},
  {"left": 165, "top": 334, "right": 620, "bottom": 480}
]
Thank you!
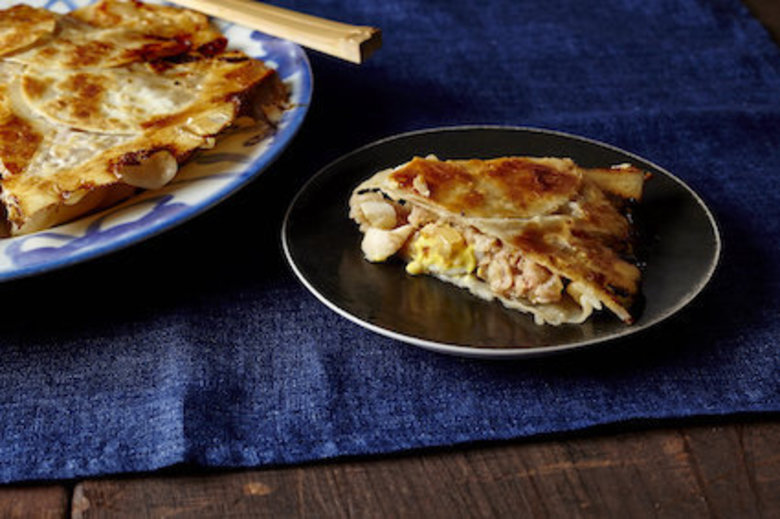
[
  {"left": 350, "top": 189, "right": 565, "bottom": 305},
  {"left": 466, "top": 229, "right": 563, "bottom": 304}
]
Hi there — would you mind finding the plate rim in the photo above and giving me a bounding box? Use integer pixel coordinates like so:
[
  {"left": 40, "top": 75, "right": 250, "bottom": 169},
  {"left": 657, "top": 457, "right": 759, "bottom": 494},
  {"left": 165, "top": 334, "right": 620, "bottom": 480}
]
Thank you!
[
  {"left": 282, "top": 124, "right": 723, "bottom": 359},
  {"left": 0, "top": 0, "right": 313, "bottom": 283}
]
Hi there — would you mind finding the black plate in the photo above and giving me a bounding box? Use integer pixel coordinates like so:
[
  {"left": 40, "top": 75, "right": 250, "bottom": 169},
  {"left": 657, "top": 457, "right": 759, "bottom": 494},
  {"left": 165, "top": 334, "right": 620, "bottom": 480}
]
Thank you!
[{"left": 282, "top": 126, "right": 721, "bottom": 358}]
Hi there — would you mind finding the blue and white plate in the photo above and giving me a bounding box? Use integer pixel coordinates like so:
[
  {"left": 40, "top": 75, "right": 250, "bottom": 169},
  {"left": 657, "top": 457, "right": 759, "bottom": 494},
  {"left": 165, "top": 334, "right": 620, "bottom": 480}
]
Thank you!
[{"left": 0, "top": 0, "right": 312, "bottom": 281}]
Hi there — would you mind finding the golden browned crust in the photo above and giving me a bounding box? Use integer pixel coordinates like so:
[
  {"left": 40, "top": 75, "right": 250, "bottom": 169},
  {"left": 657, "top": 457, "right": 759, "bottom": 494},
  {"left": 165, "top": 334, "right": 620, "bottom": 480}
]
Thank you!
[
  {"left": 69, "top": 0, "right": 226, "bottom": 52},
  {"left": 0, "top": 5, "right": 56, "bottom": 57},
  {"left": 389, "top": 156, "right": 581, "bottom": 218},
  {"left": 0, "top": 83, "right": 42, "bottom": 176},
  {"left": 0, "top": 0, "right": 288, "bottom": 236}
]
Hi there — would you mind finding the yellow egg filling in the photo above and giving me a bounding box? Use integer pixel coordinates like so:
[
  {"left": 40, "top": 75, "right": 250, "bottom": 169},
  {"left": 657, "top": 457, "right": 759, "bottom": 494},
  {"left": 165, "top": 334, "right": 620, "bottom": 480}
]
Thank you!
[{"left": 406, "top": 223, "right": 476, "bottom": 277}]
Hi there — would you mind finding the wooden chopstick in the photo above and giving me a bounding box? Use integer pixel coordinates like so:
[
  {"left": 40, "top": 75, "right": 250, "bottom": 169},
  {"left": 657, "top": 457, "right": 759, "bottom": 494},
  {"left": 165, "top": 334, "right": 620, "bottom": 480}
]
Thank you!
[{"left": 166, "top": 0, "right": 381, "bottom": 64}]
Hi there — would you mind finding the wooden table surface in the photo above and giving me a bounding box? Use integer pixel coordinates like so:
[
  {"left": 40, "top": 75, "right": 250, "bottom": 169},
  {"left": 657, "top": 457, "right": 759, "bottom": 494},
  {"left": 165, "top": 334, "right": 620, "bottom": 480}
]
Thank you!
[
  {"left": 0, "top": 419, "right": 776, "bottom": 518},
  {"left": 3, "top": 1, "right": 779, "bottom": 517}
]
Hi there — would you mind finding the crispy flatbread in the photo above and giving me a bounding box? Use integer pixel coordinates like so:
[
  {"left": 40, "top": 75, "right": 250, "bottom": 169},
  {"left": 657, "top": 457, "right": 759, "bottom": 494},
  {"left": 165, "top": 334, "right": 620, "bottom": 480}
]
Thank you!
[
  {"left": 349, "top": 156, "right": 648, "bottom": 325},
  {"left": 0, "top": 0, "right": 288, "bottom": 236},
  {"left": 0, "top": 5, "right": 57, "bottom": 57}
]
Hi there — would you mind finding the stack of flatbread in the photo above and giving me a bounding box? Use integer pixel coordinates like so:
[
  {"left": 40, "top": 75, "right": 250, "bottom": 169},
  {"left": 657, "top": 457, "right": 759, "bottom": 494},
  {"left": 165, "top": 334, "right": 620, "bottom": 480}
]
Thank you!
[{"left": 0, "top": 0, "right": 287, "bottom": 236}]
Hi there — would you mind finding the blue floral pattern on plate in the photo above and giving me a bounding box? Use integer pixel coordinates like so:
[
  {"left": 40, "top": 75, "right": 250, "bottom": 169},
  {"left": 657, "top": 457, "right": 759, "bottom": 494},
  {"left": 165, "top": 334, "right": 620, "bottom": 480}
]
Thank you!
[{"left": 1, "top": 0, "right": 312, "bottom": 281}]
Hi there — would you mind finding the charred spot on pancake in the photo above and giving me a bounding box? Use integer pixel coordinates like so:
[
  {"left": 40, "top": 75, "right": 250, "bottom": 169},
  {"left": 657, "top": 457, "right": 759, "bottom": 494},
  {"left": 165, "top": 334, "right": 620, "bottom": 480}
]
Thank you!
[
  {"left": 198, "top": 37, "right": 228, "bottom": 57},
  {"left": 390, "top": 158, "right": 479, "bottom": 211},
  {"left": 0, "top": 115, "right": 42, "bottom": 177},
  {"left": 392, "top": 158, "right": 472, "bottom": 193},
  {"left": 485, "top": 157, "right": 578, "bottom": 195},
  {"left": 62, "top": 72, "right": 107, "bottom": 123},
  {"left": 462, "top": 190, "right": 485, "bottom": 208},
  {"left": 148, "top": 52, "right": 203, "bottom": 73},
  {"left": 109, "top": 145, "right": 178, "bottom": 174},
  {"left": 38, "top": 46, "right": 60, "bottom": 60},
  {"left": 140, "top": 112, "right": 189, "bottom": 130},
  {"left": 125, "top": 39, "right": 191, "bottom": 63},
  {"left": 67, "top": 40, "right": 116, "bottom": 67},
  {"left": 20, "top": 75, "right": 50, "bottom": 101}
]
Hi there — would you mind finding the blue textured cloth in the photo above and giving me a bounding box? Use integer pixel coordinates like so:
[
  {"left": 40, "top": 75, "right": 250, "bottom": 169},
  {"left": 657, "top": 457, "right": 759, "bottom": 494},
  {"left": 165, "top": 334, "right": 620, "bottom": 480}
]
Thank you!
[{"left": 1, "top": 0, "right": 779, "bottom": 483}]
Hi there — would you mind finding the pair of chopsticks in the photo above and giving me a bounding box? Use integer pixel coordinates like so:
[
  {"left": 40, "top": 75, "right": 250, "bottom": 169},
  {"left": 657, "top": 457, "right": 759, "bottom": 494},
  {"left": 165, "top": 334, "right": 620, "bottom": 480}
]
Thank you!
[{"left": 167, "top": 0, "right": 381, "bottom": 64}]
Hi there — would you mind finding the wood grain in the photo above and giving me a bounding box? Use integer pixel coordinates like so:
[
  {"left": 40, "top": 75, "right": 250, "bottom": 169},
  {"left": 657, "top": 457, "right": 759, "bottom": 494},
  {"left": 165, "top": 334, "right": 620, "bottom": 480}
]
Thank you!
[
  {"left": 0, "top": 485, "right": 69, "bottom": 519},
  {"left": 61, "top": 421, "right": 779, "bottom": 518},
  {"left": 743, "top": 0, "right": 780, "bottom": 42}
]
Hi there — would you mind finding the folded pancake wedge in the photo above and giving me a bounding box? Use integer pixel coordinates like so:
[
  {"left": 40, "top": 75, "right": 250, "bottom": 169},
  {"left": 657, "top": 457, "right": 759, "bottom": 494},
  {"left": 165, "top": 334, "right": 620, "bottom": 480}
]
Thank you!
[
  {"left": 0, "top": 1, "right": 288, "bottom": 236},
  {"left": 349, "top": 156, "right": 648, "bottom": 325}
]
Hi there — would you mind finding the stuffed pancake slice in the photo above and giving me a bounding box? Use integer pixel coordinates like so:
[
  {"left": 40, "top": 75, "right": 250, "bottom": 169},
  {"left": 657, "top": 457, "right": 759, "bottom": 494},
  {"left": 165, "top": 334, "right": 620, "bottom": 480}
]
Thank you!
[
  {"left": 349, "top": 155, "right": 648, "bottom": 326},
  {"left": 0, "top": 0, "right": 288, "bottom": 236}
]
